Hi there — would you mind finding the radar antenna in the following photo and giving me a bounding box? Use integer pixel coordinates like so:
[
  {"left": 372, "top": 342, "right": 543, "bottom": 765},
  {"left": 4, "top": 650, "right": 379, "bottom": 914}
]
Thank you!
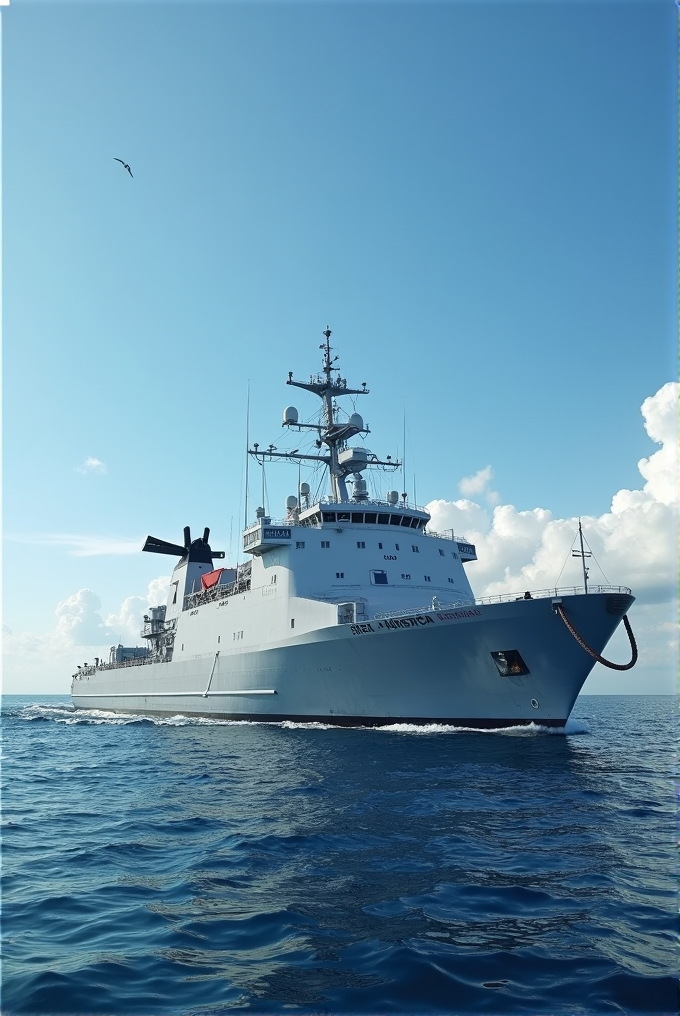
[{"left": 248, "top": 327, "right": 400, "bottom": 502}]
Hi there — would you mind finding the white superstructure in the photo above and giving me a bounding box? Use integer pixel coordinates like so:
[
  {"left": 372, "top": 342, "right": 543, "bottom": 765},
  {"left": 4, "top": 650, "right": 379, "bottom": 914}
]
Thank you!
[{"left": 72, "top": 330, "right": 636, "bottom": 725}]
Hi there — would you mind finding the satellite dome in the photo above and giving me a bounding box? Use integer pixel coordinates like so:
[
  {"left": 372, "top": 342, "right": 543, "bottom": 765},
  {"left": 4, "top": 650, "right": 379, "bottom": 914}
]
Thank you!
[
  {"left": 283, "top": 406, "right": 298, "bottom": 425},
  {"left": 348, "top": 413, "right": 363, "bottom": 430}
]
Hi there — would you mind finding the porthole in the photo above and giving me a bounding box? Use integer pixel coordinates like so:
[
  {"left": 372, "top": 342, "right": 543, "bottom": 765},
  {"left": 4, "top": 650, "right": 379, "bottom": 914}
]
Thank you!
[{"left": 530, "top": 698, "right": 539, "bottom": 709}]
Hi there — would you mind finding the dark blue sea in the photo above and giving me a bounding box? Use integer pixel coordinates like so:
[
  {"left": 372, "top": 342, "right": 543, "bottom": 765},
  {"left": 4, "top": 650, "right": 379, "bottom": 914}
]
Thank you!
[{"left": 2, "top": 695, "right": 677, "bottom": 1016}]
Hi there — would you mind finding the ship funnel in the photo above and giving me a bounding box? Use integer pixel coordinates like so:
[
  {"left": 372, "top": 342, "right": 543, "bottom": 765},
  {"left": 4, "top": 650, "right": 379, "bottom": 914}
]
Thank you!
[
  {"left": 184, "top": 526, "right": 191, "bottom": 548},
  {"left": 203, "top": 527, "right": 210, "bottom": 543}
]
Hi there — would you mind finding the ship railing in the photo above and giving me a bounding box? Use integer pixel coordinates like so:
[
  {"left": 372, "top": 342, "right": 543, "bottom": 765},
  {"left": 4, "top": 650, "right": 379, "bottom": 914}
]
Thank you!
[
  {"left": 371, "top": 585, "right": 632, "bottom": 621},
  {"left": 244, "top": 515, "right": 322, "bottom": 531},
  {"left": 183, "top": 576, "right": 252, "bottom": 610},
  {"left": 373, "top": 599, "right": 474, "bottom": 620},
  {"left": 475, "top": 584, "right": 632, "bottom": 604},
  {"left": 73, "top": 655, "right": 157, "bottom": 678},
  {"left": 422, "top": 529, "right": 469, "bottom": 542},
  {"left": 245, "top": 503, "right": 433, "bottom": 528},
  {"left": 317, "top": 496, "right": 431, "bottom": 514}
]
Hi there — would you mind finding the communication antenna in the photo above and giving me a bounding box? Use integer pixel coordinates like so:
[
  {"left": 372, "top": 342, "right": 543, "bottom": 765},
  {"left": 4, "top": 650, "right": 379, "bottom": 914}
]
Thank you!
[
  {"left": 244, "top": 381, "right": 251, "bottom": 528},
  {"left": 572, "top": 518, "right": 592, "bottom": 593},
  {"left": 402, "top": 402, "right": 407, "bottom": 505}
]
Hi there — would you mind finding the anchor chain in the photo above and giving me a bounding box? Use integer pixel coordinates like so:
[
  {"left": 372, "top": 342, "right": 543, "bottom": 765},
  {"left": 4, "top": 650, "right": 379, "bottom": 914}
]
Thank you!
[{"left": 555, "top": 603, "right": 637, "bottom": 671}]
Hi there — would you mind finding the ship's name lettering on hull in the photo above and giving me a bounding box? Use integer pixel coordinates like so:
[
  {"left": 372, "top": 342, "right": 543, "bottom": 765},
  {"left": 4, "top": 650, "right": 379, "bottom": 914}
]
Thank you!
[
  {"left": 437, "top": 609, "right": 482, "bottom": 620},
  {"left": 377, "top": 615, "right": 435, "bottom": 630},
  {"left": 351, "top": 623, "right": 375, "bottom": 635}
]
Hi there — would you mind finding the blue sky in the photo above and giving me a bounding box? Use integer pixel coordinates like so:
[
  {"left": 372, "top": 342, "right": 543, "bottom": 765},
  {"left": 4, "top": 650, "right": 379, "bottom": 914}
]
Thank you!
[{"left": 3, "top": 0, "right": 676, "bottom": 693}]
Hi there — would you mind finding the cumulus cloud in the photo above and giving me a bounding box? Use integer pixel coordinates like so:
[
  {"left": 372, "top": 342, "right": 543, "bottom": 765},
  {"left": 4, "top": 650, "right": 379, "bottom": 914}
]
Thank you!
[
  {"left": 458, "top": 465, "right": 499, "bottom": 506},
  {"left": 76, "top": 456, "right": 107, "bottom": 475},
  {"left": 2, "top": 575, "right": 171, "bottom": 691},
  {"left": 55, "top": 589, "right": 116, "bottom": 646},
  {"left": 426, "top": 382, "right": 678, "bottom": 690},
  {"left": 428, "top": 382, "right": 677, "bottom": 605}
]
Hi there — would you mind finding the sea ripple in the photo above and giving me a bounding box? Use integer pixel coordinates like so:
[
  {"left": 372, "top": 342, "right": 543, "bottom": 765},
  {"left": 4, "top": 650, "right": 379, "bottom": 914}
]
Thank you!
[{"left": 1, "top": 695, "right": 676, "bottom": 1015}]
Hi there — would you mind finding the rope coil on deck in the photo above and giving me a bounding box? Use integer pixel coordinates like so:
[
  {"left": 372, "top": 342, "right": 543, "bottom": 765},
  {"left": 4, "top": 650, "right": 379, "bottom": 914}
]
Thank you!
[{"left": 555, "top": 603, "right": 637, "bottom": 671}]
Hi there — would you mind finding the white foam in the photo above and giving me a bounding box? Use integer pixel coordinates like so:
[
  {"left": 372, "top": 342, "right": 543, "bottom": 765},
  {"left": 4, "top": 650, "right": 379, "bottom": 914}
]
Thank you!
[{"left": 16, "top": 703, "right": 589, "bottom": 735}]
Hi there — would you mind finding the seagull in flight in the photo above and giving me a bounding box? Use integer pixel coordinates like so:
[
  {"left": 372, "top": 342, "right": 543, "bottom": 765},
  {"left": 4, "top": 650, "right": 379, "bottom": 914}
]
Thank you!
[{"left": 113, "top": 158, "right": 133, "bottom": 178}]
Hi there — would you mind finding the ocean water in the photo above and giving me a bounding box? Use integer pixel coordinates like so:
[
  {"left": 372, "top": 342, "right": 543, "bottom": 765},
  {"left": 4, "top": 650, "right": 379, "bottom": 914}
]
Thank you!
[{"left": 1, "top": 695, "right": 676, "bottom": 1016}]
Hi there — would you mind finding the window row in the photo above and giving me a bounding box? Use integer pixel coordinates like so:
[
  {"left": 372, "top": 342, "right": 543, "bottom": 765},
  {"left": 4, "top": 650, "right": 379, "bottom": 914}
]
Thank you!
[
  {"left": 321, "top": 511, "right": 426, "bottom": 528},
  {"left": 297, "top": 541, "right": 449, "bottom": 553}
]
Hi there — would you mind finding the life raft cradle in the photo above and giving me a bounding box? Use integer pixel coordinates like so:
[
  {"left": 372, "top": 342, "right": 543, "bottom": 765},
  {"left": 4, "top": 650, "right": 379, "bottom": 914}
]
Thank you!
[{"left": 554, "top": 602, "right": 637, "bottom": 672}]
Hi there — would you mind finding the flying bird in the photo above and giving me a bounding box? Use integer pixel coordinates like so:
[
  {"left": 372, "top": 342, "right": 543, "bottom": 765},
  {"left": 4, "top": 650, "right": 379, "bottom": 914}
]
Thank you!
[{"left": 113, "top": 158, "right": 133, "bottom": 178}]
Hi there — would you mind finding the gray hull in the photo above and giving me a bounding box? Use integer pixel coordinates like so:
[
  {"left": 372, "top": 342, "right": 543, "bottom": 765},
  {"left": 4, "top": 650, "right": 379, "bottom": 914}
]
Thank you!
[{"left": 72, "top": 592, "right": 632, "bottom": 727}]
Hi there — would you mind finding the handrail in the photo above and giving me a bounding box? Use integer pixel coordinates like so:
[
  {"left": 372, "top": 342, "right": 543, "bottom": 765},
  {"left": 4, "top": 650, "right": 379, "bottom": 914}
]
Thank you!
[
  {"left": 374, "top": 599, "right": 474, "bottom": 620},
  {"left": 423, "top": 529, "right": 471, "bottom": 543},
  {"left": 475, "top": 584, "right": 631, "bottom": 605},
  {"left": 244, "top": 499, "right": 433, "bottom": 531},
  {"left": 73, "top": 655, "right": 156, "bottom": 678},
  {"left": 372, "top": 585, "right": 631, "bottom": 621}
]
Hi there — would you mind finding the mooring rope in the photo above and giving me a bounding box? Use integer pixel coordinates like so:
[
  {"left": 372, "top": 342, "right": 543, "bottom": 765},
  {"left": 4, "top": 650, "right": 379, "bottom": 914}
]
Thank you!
[{"left": 555, "top": 603, "right": 637, "bottom": 671}]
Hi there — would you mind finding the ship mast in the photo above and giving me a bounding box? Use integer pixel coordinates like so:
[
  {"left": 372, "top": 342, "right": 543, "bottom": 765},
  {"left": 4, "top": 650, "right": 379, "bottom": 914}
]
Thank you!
[
  {"left": 248, "top": 327, "right": 399, "bottom": 503},
  {"left": 572, "top": 518, "right": 592, "bottom": 594}
]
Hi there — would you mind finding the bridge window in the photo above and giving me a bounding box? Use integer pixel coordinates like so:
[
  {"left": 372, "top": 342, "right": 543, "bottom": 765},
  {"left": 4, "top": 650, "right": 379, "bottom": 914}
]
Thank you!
[
  {"left": 337, "top": 512, "right": 350, "bottom": 522},
  {"left": 390, "top": 515, "right": 402, "bottom": 526},
  {"left": 401, "top": 516, "right": 412, "bottom": 527},
  {"left": 352, "top": 513, "right": 363, "bottom": 523},
  {"left": 378, "top": 513, "right": 390, "bottom": 524},
  {"left": 364, "top": 513, "right": 377, "bottom": 524},
  {"left": 323, "top": 512, "right": 336, "bottom": 522}
]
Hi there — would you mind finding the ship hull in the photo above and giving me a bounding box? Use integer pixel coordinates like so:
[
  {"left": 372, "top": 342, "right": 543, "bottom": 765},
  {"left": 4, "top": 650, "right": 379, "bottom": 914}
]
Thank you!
[{"left": 72, "top": 592, "right": 632, "bottom": 727}]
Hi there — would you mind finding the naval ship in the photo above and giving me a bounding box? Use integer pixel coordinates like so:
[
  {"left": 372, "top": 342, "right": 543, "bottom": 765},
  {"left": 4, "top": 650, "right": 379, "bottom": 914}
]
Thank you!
[{"left": 71, "top": 330, "right": 637, "bottom": 726}]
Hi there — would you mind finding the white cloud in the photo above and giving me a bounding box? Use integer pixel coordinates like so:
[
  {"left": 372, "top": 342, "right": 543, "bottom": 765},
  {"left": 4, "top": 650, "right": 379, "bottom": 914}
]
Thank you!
[
  {"left": 6, "top": 533, "right": 143, "bottom": 556},
  {"left": 429, "top": 382, "right": 678, "bottom": 605},
  {"left": 458, "top": 464, "right": 499, "bottom": 505},
  {"left": 2, "top": 575, "right": 170, "bottom": 692},
  {"left": 426, "top": 382, "right": 678, "bottom": 693},
  {"left": 76, "top": 456, "right": 107, "bottom": 475},
  {"left": 459, "top": 465, "right": 493, "bottom": 496},
  {"left": 105, "top": 575, "right": 171, "bottom": 644},
  {"left": 55, "top": 589, "right": 116, "bottom": 646}
]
